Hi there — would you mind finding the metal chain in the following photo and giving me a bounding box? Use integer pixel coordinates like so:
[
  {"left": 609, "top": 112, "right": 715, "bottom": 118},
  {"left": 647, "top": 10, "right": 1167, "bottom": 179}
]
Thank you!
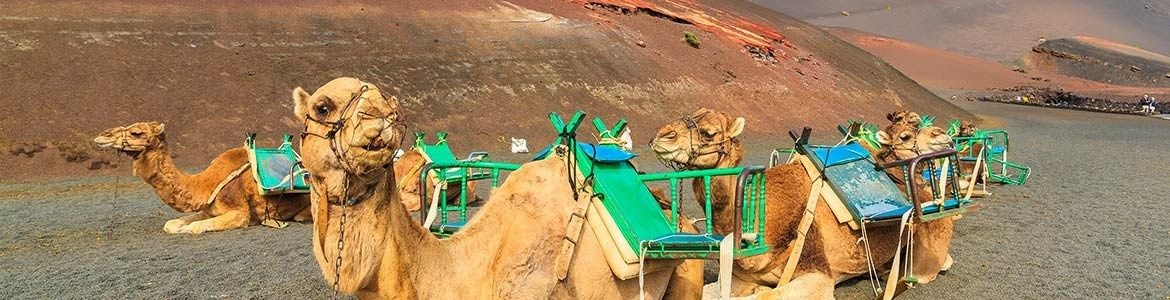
[{"left": 332, "top": 176, "right": 350, "bottom": 298}]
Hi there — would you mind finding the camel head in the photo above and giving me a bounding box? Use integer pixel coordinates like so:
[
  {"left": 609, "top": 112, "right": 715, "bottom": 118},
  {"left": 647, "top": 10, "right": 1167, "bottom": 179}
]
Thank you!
[
  {"left": 93, "top": 121, "right": 166, "bottom": 156},
  {"left": 886, "top": 110, "right": 922, "bottom": 128},
  {"left": 293, "top": 77, "right": 406, "bottom": 194},
  {"left": 957, "top": 121, "right": 978, "bottom": 137},
  {"left": 876, "top": 123, "right": 953, "bottom": 160},
  {"left": 649, "top": 108, "right": 745, "bottom": 170}
]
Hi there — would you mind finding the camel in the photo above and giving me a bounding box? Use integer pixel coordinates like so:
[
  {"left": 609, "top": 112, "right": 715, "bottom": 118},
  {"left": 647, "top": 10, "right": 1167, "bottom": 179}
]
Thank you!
[
  {"left": 291, "top": 77, "right": 699, "bottom": 299},
  {"left": 93, "top": 122, "right": 312, "bottom": 234},
  {"left": 649, "top": 108, "right": 957, "bottom": 298},
  {"left": 886, "top": 110, "right": 922, "bottom": 128},
  {"left": 392, "top": 149, "right": 480, "bottom": 212}
]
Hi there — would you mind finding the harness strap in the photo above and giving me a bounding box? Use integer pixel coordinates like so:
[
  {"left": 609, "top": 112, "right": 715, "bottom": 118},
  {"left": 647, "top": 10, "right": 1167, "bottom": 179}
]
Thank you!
[
  {"left": 556, "top": 187, "right": 594, "bottom": 280},
  {"left": 881, "top": 210, "right": 915, "bottom": 300},
  {"left": 205, "top": 163, "right": 251, "bottom": 208},
  {"left": 777, "top": 174, "right": 823, "bottom": 285}
]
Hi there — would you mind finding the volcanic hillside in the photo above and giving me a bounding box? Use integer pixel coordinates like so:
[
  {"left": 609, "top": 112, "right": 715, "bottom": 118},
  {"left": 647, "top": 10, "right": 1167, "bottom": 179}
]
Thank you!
[
  {"left": 0, "top": 0, "right": 972, "bottom": 182},
  {"left": 767, "top": 0, "right": 1170, "bottom": 63},
  {"left": 1023, "top": 36, "right": 1170, "bottom": 88}
]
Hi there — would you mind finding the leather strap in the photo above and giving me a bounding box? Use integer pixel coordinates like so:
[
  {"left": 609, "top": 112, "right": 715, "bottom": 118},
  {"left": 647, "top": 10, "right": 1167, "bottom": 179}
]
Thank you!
[
  {"left": 205, "top": 163, "right": 250, "bottom": 208},
  {"left": 777, "top": 175, "right": 823, "bottom": 285}
]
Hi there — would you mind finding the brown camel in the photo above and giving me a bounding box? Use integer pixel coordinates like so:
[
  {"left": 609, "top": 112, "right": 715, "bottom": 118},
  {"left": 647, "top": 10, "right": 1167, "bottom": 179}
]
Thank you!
[
  {"left": 393, "top": 146, "right": 482, "bottom": 212},
  {"left": 292, "top": 77, "right": 697, "bottom": 299},
  {"left": 93, "top": 122, "right": 311, "bottom": 234},
  {"left": 650, "top": 108, "right": 956, "bottom": 298},
  {"left": 886, "top": 110, "right": 922, "bottom": 128}
]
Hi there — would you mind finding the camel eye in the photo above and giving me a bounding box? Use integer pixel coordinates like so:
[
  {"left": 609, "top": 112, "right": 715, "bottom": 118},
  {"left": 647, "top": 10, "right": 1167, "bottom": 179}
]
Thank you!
[
  {"left": 314, "top": 104, "right": 331, "bottom": 116},
  {"left": 702, "top": 130, "right": 717, "bottom": 139},
  {"left": 131, "top": 131, "right": 145, "bottom": 137},
  {"left": 899, "top": 133, "right": 912, "bottom": 140},
  {"left": 662, "top": 132, "right": 677, "bottom": 139}
]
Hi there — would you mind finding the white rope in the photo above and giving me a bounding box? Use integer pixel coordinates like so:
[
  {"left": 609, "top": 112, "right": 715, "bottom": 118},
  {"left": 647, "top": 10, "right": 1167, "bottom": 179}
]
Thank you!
[
  {"left": 421, "top": 181, "right": 445, "bottom": 228},
  {"left": 638, "top": 242, "right": 648, "bottom": 300},
  {"left": 858, "top": 223, "right": 881, "bottom": 296}
]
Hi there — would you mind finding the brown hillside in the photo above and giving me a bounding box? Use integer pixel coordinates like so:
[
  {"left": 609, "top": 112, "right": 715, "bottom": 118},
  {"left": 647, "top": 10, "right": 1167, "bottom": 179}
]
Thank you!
[
  {"left": 0, "top": 0, "right": 973, "bottom": 182},
  {"left": 1023, "top": 37, "right": 1170, "bottom": 88}
]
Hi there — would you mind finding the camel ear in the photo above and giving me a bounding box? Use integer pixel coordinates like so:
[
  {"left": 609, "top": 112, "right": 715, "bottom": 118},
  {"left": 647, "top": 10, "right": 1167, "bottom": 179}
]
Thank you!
[
  {"left": 886, "top": 112, "right": 897, "bottom": 122},
  {"left": 876, "top": 131, "right": 893, "bottom": 145},
  {"left": 147, "top": 122, "right": 165, "bottom": 133},
  {"left": 292, "top": 87, "right": 311, "bottom": 121},
  {"left": 727, "top": 117, "right": 745, "bottom": 138}
]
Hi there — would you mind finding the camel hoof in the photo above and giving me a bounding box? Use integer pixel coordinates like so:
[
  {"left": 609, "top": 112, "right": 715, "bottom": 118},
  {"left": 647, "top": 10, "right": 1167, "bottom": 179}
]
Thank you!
[
  {"left": 163, "top": 220, "right": 186, "bottom": 234},
  {"left": 261, "top": 219, "right": 288, "bottom": 228},
  {"left": 178, "top": 225, "right": 206, "bottom": 234},
  {"left": 941, "top": 254, "right": 955, "bottom": 272}
]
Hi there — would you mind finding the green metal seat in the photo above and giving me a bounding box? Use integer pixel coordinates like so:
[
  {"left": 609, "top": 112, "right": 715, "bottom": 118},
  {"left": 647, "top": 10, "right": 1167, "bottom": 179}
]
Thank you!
[
  {"left": 413, "top": 132, "right": 515, "bottom": 237},
  {"left": 537, "top": 111, "right": 768, "bottom": 259},
  {"left": 792, "top": 128, "right": 970, "bottom": 224},
  {"left": 245, "top": 134, "right": 310, "bottom": 195}
]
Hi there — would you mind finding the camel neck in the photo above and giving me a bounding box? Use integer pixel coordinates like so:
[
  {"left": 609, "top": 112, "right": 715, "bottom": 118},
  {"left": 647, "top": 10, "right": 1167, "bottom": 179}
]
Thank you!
[
  {"left": 321, "top": 170, "right": 434, "bottom": 297},
  {"left": 134, "top": 142, "right": 199, "bottom": 212},
  {"left": 697, "top": 140, "right": 743, "bottom": 235}
]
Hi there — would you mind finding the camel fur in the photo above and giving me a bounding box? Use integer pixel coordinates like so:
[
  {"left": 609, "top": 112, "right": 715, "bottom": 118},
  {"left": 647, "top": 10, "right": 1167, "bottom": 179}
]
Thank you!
[{"left": 93, "top": 122, "right": 311, "bottom": 234}]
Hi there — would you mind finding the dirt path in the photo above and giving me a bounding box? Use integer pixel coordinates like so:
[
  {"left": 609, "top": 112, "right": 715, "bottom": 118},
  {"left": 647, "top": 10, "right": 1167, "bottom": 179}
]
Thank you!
[{"left": 2, "top": 101, "right": 1168, "bottom": 298}]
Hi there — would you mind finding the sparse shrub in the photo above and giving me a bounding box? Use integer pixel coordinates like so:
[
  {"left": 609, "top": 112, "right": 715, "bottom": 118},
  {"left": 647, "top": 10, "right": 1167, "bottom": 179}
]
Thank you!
[{"left": 683, "top": 31, "right": 700, "bottom": 49}]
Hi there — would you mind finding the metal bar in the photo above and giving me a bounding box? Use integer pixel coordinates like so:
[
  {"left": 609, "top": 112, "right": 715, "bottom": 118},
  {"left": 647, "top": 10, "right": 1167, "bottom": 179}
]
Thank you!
[
  {"left": 637, "top": 167, "right": 744, "bottom": 182},
  {"left": 418, "top": 162, "right": 433, "bottom": 226},
  {"left": 459, "top": 168, "right": 469, "bottom": 221},
  {"left": 734, "top": 166, "right": 767, "bottom": 248},
  {"left": 669, "top": 178, "right": 680, "bottom": 232},
  {"left": 703, "top": 176, "right": 714, "bottom": 234}
]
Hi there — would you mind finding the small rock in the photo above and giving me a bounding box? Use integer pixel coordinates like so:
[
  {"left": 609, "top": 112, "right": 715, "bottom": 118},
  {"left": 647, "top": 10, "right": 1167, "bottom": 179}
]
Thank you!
[
  {"left": 1130, "top": 65, "right": 1142, "bottom": 72},
  {"left": 636, "top": 40, "right": 646, "bottom": 47},
  {"left": 840, "top": 10, "right": 850, "bottom": 16},
  {"left": 1163, "top": 73, "right": 1169, "bottom": 78},
  {"left": 245, "top": 70, "right": 256, "bottom": 76}
]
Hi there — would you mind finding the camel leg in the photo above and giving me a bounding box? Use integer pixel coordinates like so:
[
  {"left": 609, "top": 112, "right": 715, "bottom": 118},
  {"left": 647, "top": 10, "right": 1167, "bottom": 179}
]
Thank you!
[
  {"left": 164, "top": 212, "right": 210, "bottom": 234},
  {"left": 178, "top": 211, "right": 249, "bottom": 234},
  {"left": 909, "top": 218, "right": 955, "bottom": 284},
  {"left": 754, "top": 272, "right": 835, "bottom": 300}
]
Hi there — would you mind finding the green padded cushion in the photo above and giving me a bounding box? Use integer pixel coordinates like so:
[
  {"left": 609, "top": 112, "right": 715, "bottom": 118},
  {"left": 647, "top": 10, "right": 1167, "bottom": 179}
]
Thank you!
[
  {"left": 249, "top": 143, "right": 309, "bottom": 194},
  {"left": 420, "top": 143, "right": 460, "bottom": 163},
  {"left": 534, "top": 142, "right": 636, "bottom": 162}
]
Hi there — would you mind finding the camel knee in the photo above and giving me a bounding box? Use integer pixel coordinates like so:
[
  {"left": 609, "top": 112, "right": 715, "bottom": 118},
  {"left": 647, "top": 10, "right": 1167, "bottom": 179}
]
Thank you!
[{"left": 771, "top": 273, "right": 835, "bottom": 300}]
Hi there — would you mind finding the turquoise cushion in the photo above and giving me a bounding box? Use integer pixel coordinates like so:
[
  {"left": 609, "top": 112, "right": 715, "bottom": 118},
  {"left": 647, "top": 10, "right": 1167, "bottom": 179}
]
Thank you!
[
  {"left": 533, "top": 142, "right": 636, "bottom": 163},
  {"left": 809, "top": 143, "right": 872, "bottom": 168}
]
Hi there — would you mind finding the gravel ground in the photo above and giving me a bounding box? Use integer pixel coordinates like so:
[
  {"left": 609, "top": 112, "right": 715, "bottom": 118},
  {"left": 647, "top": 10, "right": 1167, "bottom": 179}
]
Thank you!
[{"left": 2, "top": 101, "right": 1168, "bottom": 299}]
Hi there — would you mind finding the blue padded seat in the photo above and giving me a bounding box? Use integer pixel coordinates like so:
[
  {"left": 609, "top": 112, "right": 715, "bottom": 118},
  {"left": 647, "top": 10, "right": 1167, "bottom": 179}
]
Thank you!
[
  {"left": 809, "top": 142, "right": 872, "bottom": 168},
  {"left": 533, "top": 142, "right": 637, "bottom": 163}
]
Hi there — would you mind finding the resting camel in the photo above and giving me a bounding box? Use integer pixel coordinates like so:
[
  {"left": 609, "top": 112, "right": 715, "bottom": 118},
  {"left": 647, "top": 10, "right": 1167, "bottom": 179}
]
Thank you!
[
  {"left": 392, "top": 150, "right": 479, "bottom": 211},
  {"left": 93, "top": 122, "right": 312, "bottom": 234},
  {"left": 292, "top": 77, "right": 700, "bottom": 299},
  {"left": 886, "top": 110, "right": 922, "bottom": 128},
  {"left": 649, "top": 108, "right": 956, "bottom": 298}
]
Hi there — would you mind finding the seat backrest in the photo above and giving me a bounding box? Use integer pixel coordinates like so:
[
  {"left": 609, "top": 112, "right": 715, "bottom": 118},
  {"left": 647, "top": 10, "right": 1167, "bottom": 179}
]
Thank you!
[
  {"left": 415, "top": 132, "right": 460, "bottom": 163},
  {"left": 802, "top": 142, "right": 911, "bottom": 223},
  {"left": 576, "top": 143, "right": 675, "bottom": 251},
  {"left": 246, "top": 134, "right": 310, "bottom": 194}
]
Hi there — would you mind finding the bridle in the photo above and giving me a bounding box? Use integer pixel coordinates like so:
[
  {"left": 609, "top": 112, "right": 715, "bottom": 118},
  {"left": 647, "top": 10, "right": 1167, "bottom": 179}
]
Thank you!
[
  {"left": 299, "top": 83, "right": 406, "bottom": 206},
  {"left": 655, "top": 111, "right": 735, "bottom": 171},
  {"left": 297, "top": 82, "right": 406, "bottom": 296}
]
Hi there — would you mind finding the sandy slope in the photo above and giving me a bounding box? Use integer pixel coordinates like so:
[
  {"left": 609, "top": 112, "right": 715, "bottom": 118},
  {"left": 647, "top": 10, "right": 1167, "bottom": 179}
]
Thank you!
[
  {"left": 0, "top": 0, "right": 973, "bottom": 183},
  {"left": 824, "top": 27, "right": 1170, "bottom": 100},
  {"left": 760, "top": 0, "right": 1170, "bottom": 63}
]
